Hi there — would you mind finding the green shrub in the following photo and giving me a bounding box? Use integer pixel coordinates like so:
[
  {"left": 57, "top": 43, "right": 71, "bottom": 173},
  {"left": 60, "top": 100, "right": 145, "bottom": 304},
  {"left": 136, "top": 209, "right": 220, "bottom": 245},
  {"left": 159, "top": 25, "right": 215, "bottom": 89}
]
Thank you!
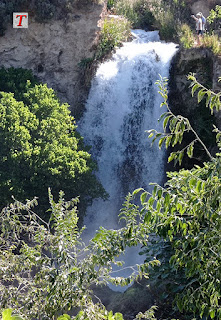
[
  {"left": 179, "top": 23, "right": 194, "bottom": 49},
  {"left": 0, "top": 192, "right": 159, "bottom": 320},
  {"left": 151, "top": 2, "right": 177, "bottom": 41},
  {"left": 0, "top": 67, "right": 38, "bottom": 101},
  {"left": 78, "top": 57, "right": 94, "bottom": 69},
  {"left": 109, "top": 0, "right": 193, "bottom": 41},
  {"left": 202, "top": 33, "right": 221, "bottom": 55},
  {"left": 114, "top": 0, "right": 139, "bottom": 26},
  {"left": 109, "top": 0, "right": 155, "bottom": 30},
  {"left": 107, "top": 0, "right": 116, "bottom": 10},
  {"left": 207, "top": 5, "right": 221, "bottom": 31},
  {"left": 132, "top": 0, "right": 155, "bottom": 29},
  {"left": 97, "top": 17, "right": 131, "bottom": 58}
]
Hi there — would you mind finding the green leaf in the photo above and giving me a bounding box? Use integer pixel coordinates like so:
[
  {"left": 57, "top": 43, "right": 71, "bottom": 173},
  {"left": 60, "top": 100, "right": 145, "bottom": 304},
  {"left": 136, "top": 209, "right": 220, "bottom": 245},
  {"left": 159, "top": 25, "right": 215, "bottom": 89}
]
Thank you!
[
  {"left": 108, "top": 311, "right": 114, "bottom": 320},
  {"left": 187, "top": 143, "right": 194, "bottom": 158},
  {"left": 133, "top": 188, "right": 144, "bottom": 196},
  {"left": 210, "top": 95, "right": 217, "bottom": 113},
  {"left": 163, "top": 115, "right": 171, "bottom": 130},
  {"left": 164, "top": 193, "right": 170, "bottom": 206},
  {"left": 158, "top": 137, "right": 166, "bottom": 149},
  {"left": 157, "top": 189, "right": 162, "bottom": 199},
  {"left": 2, "top": 309, "right": 13, "bottom": 320},
  {"left": 206, "top": 91, "right": 211, "bottom": 108},
  {"left": 113, "top": 313, "right": 124, "bottom": 320},
  {"left": 209, "top": 309, "right": 216, "bottom": 319},
  {"left": 148, "top": 197, "right": 154, "bottom": 207},
  {"left": 195, "top": 181, "right": 202, "bottom": 193},
  {"left": 2, "top": 310, "right": 23, "bottom": 320},
  {"left": 197, "top": 89, "right": 206, "bottom": 102},
  {"left": 148, "top": 132, "right": 154, "bottom": 138},
  {"left": 168, "top": 152, "right": 176, "bottom": 163},
  {"left": 158, "top": 112, "right": 167, "bottom": 122},
  {"left": 191, "top": 83, "right": 199, "bottom": 96},
  {"left": 144, "top": 211, "right": 152, "bottom": 224},
  {"left": 140, "top": 192, "right": 148, "bottom": 204},
  {"left": 165, "top": 135, "right": 172, "bottom": 149},
  {"left": 58, "top": 315, "right": 71, "bottom": 320}
]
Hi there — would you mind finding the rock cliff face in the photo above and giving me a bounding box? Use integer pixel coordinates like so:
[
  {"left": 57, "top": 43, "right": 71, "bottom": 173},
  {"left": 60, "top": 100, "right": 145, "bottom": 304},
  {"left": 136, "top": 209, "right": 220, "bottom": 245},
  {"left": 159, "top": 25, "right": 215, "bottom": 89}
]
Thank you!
[
  {"left": 188, "top": 0, "right": 219, "bottom": 16},
  {"left": 168, "top": 47, "right": 221, "bottom": 168},
  {"left": 0, "top": 3, "right": 105, "bottom": 115},
  {"left": 169, "top": 48, "right": 221, "bottom": 128}
]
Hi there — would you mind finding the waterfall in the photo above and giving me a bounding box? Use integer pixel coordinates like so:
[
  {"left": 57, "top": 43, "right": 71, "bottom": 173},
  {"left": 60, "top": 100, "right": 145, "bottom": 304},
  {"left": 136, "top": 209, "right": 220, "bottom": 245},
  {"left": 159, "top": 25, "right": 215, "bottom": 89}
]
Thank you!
[{"left": 78, "top": 30, "right": 178, "bottom": 286}]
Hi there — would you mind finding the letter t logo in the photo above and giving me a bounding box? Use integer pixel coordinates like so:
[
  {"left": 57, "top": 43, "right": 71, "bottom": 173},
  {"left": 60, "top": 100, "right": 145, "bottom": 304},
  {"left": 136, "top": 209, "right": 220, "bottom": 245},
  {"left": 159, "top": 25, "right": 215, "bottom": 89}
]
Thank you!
[{"left": 13, "top": 12, "right": 28, "bottom": 28}]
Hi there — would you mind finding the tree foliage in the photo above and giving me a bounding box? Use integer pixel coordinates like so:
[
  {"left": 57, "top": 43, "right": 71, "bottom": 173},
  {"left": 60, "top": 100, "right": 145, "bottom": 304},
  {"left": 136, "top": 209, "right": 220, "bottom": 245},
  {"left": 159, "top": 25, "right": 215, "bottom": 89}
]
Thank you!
[
  {"left": 0, "top": 191, "right": 158, "bottom": 320},
  {"left": 147, "top": 74, "right": 219, "bottom": 166},
  {"left": 0, "top": 71, "right": 105, "bottom": 216},
  {"left": 207, "top": 5, "right": 221, "bottom": 30},
  {"left": 0, "top": 72, "right": 220, "bottom": 320},
  {"left": 0, "top": 68, "right": 38, "bottom": 101},
  {"left": 0, "top": 192, "right": 110, "bottom": 319},
  {"left": 118, "top": 75, "right": 221, "bottom": 319}
]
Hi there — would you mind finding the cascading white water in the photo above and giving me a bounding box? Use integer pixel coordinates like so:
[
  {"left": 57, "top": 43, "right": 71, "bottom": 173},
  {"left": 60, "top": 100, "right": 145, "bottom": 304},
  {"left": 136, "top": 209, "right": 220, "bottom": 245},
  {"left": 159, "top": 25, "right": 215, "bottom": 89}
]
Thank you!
[{"left": 78, "top": 30, "right": 178, "bottom": 285}]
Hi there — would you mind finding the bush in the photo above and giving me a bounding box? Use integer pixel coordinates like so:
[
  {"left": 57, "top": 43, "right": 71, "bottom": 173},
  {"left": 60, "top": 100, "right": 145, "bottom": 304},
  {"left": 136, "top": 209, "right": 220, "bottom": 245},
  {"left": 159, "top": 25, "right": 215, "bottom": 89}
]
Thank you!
[
  {"left": 179, "top": 23, "right": 194, "bottom": 49},
  {"left": 107, "top": 0, "right": 116, "bottom": 10},
  {"left": 131, "top": 74, "right": 221, "bottom": 319},
  {"left": 132, "top": 0, "right": 155, "bottom": 29},
  {"left": 108, "top": 0, "right": 155, "bottom": 30},
  {"left": 97, "top": 17, "right": 131, "bottom": 58},
  {"left": 202, "top": 33, "right": 221, "bottom": 55},
  {"left": 207, "top": 4, "right": 221, "bottom": 31},
  {"left": 114, "top": 0, "right": 139, "bottom": 26},
  {"left": 150, "top": 2, "right": 177, "bottom": 41},
  {"left": 0, "top": 67, "right": 38, "bottom": 101}
]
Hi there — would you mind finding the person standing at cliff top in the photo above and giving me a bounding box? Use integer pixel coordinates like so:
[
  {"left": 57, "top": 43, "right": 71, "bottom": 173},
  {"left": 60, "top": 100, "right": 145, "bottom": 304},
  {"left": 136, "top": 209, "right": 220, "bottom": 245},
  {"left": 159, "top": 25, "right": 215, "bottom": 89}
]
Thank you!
[
  {"left": 199, "top": 12, "right": 207, "bottom": 34},
  {"left": 191, "top": 12, "right": 203, "bottom": 46}
]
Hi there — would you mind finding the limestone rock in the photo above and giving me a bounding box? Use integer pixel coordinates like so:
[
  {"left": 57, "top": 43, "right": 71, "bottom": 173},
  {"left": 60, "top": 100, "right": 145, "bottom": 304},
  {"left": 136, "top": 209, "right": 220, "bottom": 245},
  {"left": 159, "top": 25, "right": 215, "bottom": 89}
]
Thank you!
[{"left": 0, "top": 3, "right": 105, "bottom": 115}]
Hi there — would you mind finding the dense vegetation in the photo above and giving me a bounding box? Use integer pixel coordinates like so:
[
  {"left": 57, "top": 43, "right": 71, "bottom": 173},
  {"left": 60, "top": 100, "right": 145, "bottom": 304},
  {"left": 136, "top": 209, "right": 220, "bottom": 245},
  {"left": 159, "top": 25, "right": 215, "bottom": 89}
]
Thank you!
[
  {"left": 0, "top": 73, "right": 220, "bottom": 319},
  {"left": 107, "top": 1, "right": 221, "bottom": 54},
  {"left": 107, "top": 0, "right": 192, "bottom": 40},
  {"left": 0, "top": 1, "right": 221, "bottom": 319},
  {"left": 0, "top": 67, "right": 106, "bottom": 219}
]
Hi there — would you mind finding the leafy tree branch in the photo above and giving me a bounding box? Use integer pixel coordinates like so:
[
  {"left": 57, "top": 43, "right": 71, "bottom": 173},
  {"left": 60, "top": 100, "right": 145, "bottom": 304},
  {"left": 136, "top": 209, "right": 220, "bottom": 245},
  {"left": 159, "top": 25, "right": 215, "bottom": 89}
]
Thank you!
[{"left": 147, "top": 75, "right": 214, "bottom": 165}]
